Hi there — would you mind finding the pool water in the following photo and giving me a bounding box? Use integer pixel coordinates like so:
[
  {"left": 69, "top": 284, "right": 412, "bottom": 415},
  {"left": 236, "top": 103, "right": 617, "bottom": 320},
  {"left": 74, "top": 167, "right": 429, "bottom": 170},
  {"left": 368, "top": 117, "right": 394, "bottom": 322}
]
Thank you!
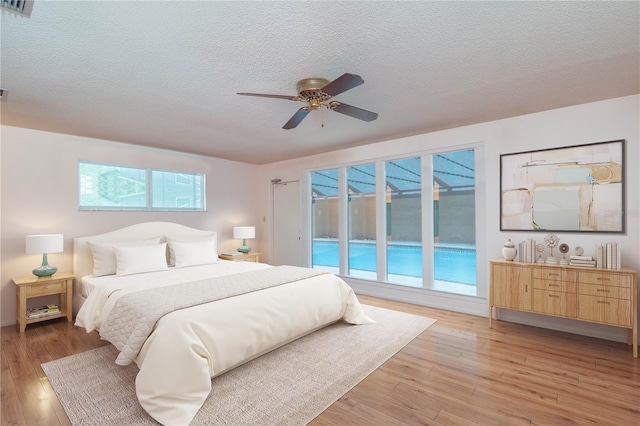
[{"left": 313, "top": 240, "right": 476, "bottom": 285}]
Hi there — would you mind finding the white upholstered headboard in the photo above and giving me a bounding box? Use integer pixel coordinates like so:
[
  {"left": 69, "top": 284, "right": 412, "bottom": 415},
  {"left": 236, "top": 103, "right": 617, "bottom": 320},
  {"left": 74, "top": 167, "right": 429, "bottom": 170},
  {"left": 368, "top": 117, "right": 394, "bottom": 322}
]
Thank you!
[{"left": 73, "top": 222, "right": 217, "bottom": 313}]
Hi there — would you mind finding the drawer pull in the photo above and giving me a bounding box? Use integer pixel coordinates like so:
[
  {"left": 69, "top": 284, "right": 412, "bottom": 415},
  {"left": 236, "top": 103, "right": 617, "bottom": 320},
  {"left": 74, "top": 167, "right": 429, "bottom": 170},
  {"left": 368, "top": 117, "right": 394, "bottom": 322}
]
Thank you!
[
  {"left": 596, "top": 277, "right": 610, "bottom": 281},
  {"left": 548, "top": 294, "right": 560, "bottom": 298},
  {"left": 548, "top": 273, "right": 560, "bottom": 277},
  {"left": 596, "top": 289, "right": 610, "bottom": 293},
  {"left": 597, "top": 301, "right": 611, "bottom": 305},
  {"left": 548, "top": 284, "right": 560, "bottom": 287}
]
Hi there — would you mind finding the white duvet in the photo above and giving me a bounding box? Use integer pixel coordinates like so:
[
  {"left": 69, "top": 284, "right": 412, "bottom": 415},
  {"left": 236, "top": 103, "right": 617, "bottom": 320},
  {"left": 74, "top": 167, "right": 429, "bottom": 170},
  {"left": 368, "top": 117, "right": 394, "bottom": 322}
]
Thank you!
[{"left": 75, "top": 261, "right": 374, "bottom": 425}]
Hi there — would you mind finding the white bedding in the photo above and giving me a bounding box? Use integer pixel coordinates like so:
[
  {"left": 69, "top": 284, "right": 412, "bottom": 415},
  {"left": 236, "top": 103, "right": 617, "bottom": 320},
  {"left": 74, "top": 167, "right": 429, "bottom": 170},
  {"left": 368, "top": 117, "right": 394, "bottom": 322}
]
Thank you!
[
  {"left": 76, "top": 260, "right": 374, "bottom": 425},
  {"left": 76, "top": 261, "right": 268, "bottom": 331}
]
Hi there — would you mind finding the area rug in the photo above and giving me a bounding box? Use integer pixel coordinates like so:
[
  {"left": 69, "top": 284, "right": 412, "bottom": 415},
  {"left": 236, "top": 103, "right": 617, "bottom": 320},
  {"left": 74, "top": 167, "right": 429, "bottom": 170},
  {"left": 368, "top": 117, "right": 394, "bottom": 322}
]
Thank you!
[{"left": 42, "top": 304, "right": 436, "bottom": 425}]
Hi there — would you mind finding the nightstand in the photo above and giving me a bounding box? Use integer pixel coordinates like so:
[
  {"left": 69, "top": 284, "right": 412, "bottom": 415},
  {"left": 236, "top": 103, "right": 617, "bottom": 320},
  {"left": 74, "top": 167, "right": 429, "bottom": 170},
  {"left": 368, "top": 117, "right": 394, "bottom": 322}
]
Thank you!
[
  {"left": 219, "top": 252, "right": 261, "bottom": 262},
  {"left": 13, "top": 272, "right": 74, "bottom": 332}
]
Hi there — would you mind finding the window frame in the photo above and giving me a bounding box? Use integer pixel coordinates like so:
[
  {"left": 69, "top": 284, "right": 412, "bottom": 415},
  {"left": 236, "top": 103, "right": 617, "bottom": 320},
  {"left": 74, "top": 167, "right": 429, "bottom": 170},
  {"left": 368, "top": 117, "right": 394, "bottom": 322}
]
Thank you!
[
  {"left": 78, "top": 161, "right": 206, "bottom": 212},
  {"left": 306, "top": 144, "right": 484, "bottom": 299}
]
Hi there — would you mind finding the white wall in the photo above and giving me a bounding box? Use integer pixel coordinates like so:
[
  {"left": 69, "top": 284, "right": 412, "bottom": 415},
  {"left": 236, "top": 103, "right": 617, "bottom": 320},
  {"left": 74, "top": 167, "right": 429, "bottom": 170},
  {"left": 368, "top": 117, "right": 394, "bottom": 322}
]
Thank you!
[
  {"left": 258, "top": 95, "right": 640, "bottom": 343},
  {"left": 2, "top": 95, "right": 638, "bottom": 343},
  {"left": 0, "top": 126, "right": 263, "bottom": 326}
]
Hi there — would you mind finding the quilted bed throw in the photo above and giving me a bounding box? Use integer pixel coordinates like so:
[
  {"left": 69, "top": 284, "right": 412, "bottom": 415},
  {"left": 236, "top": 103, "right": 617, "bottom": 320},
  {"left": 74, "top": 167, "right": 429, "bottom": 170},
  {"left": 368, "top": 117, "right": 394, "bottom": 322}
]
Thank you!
[{"left": 100, "top": 265, "right": 328, "bottom": 366}]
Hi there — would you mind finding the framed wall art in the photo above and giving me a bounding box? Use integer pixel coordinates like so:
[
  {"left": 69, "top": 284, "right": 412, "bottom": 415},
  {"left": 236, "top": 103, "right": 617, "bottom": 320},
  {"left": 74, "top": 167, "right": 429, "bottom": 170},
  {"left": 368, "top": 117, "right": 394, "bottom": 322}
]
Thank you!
[{"left": 500, "top": 139, "right": 625, "bottom": 233}]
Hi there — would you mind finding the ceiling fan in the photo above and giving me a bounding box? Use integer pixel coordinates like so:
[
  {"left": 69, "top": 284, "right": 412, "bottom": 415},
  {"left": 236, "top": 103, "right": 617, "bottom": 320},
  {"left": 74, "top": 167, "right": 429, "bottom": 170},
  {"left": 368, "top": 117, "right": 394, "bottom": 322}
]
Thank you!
[{"left": 237, "top": 73, "right": 378, "bottom": 129}]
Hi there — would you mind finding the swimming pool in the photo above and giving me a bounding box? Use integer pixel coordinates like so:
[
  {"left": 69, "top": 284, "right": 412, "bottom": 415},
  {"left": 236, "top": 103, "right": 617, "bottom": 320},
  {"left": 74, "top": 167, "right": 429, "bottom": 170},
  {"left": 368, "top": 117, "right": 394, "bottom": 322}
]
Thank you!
[{"left": 312, "top": 240, "right": 476, "bottom": 285}]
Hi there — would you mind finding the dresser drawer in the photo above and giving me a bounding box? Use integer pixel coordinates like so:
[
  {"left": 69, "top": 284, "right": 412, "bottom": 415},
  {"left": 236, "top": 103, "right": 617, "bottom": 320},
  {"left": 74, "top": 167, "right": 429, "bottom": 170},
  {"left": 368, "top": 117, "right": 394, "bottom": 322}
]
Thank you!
[
  {"left": 578, "top": 283, "right": 630, "bottom": 300},
  {"left": 533, "top": 268, "right": 577, "bottom": 282},
  {"left": 578, "top": 271, "right": 630, "bottom": 288},
  {"left": 26, "top": 281, "right": 66, "bottom": 297},
  {"left": 533, "top": 278, "right": 576, "bottom": 293},
  {"left": 578, "top": 295, "right": 632, "bottom": 327},
  {"left": 532, "top": 289, "right": 577, "bottom": 318}
]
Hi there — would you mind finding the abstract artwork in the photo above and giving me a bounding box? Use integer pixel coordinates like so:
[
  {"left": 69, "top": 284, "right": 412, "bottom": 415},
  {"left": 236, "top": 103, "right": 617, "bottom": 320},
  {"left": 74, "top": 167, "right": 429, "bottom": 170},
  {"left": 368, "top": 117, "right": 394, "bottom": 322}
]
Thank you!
[{"left": 500, "top": 140, "right": 625, "bottom": 233}]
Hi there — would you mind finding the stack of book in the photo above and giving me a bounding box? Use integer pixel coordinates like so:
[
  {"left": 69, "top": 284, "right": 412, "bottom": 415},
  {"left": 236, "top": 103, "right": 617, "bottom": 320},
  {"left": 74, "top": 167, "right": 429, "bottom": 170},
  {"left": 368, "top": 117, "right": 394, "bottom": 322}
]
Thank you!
[
  {"left": 569, "top": 255, "right": 596, "bottom": 267},
  {"left": 516, "top": 239, "right": 537, "bottom": 263},
  {"left": 595, "top": 242, "right": 621, "bottom": 269},
  {"left": 26, "top": 304, "right": 60, "bottom": 319}
]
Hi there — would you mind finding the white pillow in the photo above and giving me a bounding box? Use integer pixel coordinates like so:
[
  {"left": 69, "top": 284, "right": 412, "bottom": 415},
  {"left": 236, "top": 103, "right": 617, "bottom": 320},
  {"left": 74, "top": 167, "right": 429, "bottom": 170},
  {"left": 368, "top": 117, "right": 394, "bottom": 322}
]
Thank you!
[
  {"left": 113, "top": 243, "right": 169, "bottom": 276},
  {"left": 170, "top": 240, "right": 219, "bottom": 268},
  {"left": 88, "top": 238, "right": 161, "bottom": 276},
  {"left": 165, "top": 234, "right": 217, "bottom": 266}
]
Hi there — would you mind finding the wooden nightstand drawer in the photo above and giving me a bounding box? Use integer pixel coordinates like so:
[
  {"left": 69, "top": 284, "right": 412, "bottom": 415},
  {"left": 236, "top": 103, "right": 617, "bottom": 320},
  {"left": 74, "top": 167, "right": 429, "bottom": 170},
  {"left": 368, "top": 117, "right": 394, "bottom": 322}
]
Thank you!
[
  {"left": 26, "top": 281, "right": 65, "bottom": 297},
  {"left": 219, "top": 252, "right": 261, "bottom": 262},
  {"left": 578, "top": 295, "right": 632, "bottom": 327}
]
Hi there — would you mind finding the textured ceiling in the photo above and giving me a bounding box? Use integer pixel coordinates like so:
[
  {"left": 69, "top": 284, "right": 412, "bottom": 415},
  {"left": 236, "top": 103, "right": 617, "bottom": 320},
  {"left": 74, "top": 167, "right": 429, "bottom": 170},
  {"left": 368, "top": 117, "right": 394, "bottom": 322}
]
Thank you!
[{"left": 1, "top": 1, "right": 638, "bottom": 165}]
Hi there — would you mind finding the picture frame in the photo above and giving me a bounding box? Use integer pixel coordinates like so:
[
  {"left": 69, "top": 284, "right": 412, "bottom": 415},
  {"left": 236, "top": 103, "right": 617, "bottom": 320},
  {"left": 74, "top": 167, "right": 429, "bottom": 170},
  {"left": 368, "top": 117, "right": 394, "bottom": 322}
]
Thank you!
[{"left": 500, "top": 139, "right": 625, "bottom": 233}]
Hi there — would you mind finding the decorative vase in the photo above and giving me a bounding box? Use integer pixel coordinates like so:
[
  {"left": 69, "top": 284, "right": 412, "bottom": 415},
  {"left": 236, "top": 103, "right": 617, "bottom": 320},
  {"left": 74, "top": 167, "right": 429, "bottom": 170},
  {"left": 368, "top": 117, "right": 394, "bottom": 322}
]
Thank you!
[{"left": 502, "top": 239, "right": 517, "bottom": 261}]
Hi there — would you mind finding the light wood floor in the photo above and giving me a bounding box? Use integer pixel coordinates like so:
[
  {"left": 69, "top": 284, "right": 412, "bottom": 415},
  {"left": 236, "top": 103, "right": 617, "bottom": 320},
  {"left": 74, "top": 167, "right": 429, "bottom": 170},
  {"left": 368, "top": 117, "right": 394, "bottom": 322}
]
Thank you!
[{"left": 2, "top": 295, "right": 639, "bottom": 425}]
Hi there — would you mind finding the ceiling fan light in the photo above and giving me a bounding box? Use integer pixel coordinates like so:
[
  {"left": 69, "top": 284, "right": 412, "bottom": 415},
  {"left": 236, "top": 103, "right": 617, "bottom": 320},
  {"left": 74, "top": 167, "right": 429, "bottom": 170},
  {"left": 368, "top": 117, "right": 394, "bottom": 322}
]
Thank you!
[{"left": 309, "top": 98, "right": 322, "bottom": 109}]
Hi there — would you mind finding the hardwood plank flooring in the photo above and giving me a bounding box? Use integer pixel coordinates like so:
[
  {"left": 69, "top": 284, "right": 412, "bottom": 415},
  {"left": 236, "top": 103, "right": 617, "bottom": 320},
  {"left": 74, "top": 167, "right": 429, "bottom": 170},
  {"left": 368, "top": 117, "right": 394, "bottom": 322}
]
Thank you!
[{"left": 1, "top": 295, "right": 638, "bottom": 425}]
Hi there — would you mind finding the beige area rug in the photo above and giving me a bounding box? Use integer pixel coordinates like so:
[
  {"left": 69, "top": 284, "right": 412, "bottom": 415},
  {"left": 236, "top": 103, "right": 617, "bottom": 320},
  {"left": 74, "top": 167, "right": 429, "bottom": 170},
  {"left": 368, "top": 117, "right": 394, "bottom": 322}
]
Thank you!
[{"left": 42, "top": 304, "right": 436, "bottom": 425}]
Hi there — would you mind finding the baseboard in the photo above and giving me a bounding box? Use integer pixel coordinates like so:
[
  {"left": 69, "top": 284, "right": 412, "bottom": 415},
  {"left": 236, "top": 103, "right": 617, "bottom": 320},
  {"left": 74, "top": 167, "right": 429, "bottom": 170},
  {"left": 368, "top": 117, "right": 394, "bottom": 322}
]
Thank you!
[
  {"left": 1, "top": 319, "right": 17, "bottom": 328},
  {"left": 345, "top": 277, "right": 488, "bottom": 317}
]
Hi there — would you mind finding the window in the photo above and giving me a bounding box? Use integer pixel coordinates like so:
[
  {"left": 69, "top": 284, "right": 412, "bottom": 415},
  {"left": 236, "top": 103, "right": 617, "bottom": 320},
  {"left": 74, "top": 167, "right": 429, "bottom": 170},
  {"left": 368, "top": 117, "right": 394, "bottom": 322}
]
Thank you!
[
  {"left": 309, "top": 148, "right": 478, "bottom": 297},
  {"left": 347, "top": 163, "right": 377, "bottom": 279},
  {"left": 151, "top": 170, "right": 202, "bottom": 209},
  {"left": 79, "top": 162, "right": 205, "bottom": 211},
  {"left": 311, "top": 169, "right": 339, "bottom": 273},
  {"left": 431, "top": 150, "right": 476, "bottom": 296},
  {"left": 385, "top": 157, "right": 422, "bottom": 286}
]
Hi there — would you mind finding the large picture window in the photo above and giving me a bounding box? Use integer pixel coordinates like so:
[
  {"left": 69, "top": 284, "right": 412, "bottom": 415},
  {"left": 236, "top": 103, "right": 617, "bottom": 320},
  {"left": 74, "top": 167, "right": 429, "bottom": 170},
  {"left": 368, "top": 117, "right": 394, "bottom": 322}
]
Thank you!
[
  {"left": 310, "top": 148, "right": 478, "bottom": 297},
  {"left": 79, "top": 162, "right": 205, "bottom": 211}
]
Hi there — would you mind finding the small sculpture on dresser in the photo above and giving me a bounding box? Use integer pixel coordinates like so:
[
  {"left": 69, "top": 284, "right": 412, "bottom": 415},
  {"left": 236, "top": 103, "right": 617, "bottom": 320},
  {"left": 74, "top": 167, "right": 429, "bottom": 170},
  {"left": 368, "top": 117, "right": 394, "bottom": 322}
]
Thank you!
[
  {"left": 544, "top": 234, "right": 560, "bottom": 264},
  {"left": 558, "top": 243, "right": 570, "bottom": 265},
  {"left": 502, "top": 239, "right": 517, "bottom": 261},
  {"left": 536, "top": 244, "right": 546, "bottom": 263}
]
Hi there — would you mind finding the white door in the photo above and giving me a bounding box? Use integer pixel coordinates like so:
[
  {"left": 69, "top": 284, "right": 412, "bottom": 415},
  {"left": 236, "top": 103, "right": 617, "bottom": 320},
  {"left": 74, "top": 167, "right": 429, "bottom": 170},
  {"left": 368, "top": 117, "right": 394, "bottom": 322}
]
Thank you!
[{"left": 272, "top": 180, "right": 301, "bottom": 266}]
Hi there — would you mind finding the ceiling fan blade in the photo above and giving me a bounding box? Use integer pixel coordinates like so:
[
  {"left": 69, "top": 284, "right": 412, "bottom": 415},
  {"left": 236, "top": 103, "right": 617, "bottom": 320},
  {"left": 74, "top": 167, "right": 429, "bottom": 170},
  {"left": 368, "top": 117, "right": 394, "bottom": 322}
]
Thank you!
[
  {"left": 331, "top": 102, "right": 378, "bottom": 122},
  {"left": 283, "top": 108, "right": 311, "bottom": 129},
  {"left": 237, "top": 92, "right": 298, "bottom": 101},
  {"left": 321, "top": 73, "right": 364, "bottom": 97}
]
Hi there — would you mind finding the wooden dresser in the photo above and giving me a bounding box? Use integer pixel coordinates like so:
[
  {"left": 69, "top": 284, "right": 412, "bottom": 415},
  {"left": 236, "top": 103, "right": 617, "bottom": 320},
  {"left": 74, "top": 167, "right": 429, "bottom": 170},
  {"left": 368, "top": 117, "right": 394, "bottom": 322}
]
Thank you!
[{"left": 489, "top": 259, "right": 638, "bottom": 357}]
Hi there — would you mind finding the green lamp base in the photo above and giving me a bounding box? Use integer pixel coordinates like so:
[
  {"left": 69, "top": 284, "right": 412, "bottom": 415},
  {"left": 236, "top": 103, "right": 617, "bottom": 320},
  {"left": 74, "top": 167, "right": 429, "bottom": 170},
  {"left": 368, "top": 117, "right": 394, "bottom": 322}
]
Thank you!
[
  {"left": 237, "top": 239, "right": 252, "bottom": 254},
  {"left": 32, "top": 253, "right": 57, "bottom": 278}
]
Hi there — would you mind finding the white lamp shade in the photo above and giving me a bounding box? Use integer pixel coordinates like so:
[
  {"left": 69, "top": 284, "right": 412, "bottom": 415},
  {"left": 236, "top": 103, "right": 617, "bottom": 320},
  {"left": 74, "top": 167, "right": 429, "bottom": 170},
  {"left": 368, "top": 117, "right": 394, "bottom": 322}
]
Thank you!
[
  {"left": 26, "top": 234, "right": 64, "bottom": 254},
  {"left": 233, "top": 226, "right": 255, "bottom": 239}
]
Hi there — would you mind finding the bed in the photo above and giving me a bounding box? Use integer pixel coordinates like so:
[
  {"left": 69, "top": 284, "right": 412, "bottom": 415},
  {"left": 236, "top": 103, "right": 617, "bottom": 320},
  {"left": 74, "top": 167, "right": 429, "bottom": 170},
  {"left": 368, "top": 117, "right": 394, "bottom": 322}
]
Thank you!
[{"left": 73, "top": 222, "right": 374, "bottom": 425}]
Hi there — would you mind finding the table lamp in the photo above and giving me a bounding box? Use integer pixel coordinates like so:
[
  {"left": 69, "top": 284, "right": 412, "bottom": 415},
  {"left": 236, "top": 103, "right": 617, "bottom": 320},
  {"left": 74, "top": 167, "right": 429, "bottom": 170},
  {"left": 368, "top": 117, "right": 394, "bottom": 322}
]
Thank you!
[
  {"left": 26, "top": 234, "right": 63, "bottom": 277},
  {"left": 233, "top": 226, "right": 255, "bottom": 253}
]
